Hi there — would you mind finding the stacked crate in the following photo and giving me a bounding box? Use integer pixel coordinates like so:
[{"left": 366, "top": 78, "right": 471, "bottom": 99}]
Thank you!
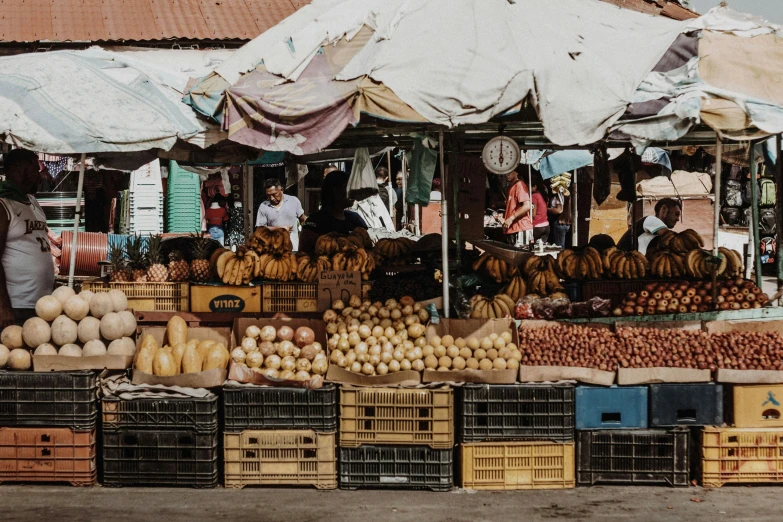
[
  {"left": 0, "top": 370, "right": 98, "bottom": 486},
  {"left": 703, "top": 384, "right": 783, "bottom": 487},
  {"left": 101, "top": 393, "right": 219, "bottom": 487},
  {"left": 222, "top": 384, "right": 338, "bottom": 489},
  {"left": 458, "top": 384, "right": 576, "bottom": 490},
  {"left": 576, "top": 385, "right": 700, "bottom": 487},
  {"left": 338, "top": 386, "right": 454, "bottom": 491}
]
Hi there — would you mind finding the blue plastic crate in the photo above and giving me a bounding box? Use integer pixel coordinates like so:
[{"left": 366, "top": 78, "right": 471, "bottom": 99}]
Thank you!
[{"left": 575, "top": 386, "right": 648, "bottom": 430}]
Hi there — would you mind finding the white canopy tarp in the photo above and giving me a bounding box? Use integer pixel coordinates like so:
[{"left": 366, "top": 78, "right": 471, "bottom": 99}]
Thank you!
[{"left": 0, "top": 47, "right": 229, "bottom": 154}]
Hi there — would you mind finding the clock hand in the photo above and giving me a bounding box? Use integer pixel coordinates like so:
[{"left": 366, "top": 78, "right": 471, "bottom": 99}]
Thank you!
[{"left": 499, "top": 141, "right": 504, "bottom": 164}]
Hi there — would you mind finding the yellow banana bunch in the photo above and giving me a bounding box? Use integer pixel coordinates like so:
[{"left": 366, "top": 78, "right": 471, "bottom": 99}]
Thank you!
[
  {"left": 216, "top": 247, "right": 256, "bottom": 286},
  {"left": 470, "top": 294, "right": 517, "bottom": 319},
  {"left": 500, "top": 275, "right": 527, "bottom": 302},
  {"left": 472, "top": 253, "right": 518, "bottom": 283},
  {"left": 558, "top": 247, "right": 603, "bottom": 280},
  {"left": 375, "top": 237, "right": 415, "bottom": 264},
  {"left": 604, "top": 249, "right": 649, "bottom": 279},
  {"left": 648, "top": 251, "right": 687, "bottom": 278}
]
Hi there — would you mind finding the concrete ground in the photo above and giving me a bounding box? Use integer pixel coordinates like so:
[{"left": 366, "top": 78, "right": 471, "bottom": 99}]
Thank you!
[{"left": 2, "top": 486, "right": 782, "bottom": 522}]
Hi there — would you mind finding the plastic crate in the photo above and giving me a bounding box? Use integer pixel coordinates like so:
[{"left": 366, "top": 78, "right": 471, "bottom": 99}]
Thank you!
[
  {"left": 561, "top": 281, "right": 583, "bottom": 303},
  {"left": 577, "top": 428, "right": 690, "bottom": 487},
  {"left": 0, "top": 370, "right": 98, "bottom": 430},
  {"left": 82, "top": 281, "right": 189, "bottom": 312},
  {"left": 340, "top": 387, "right": 454, "bottom": 449},
  {"left": 702, "top": 427, "right": 783, "bottom": 487},
  {"left": 102, "top": 394, "right": 218, "bottom": 433},
  {"left": 262, "top": 282, "right": 372, "bottom": 312},
  {"left": 0, "top": 427, "right": 96, "bottom": 486},
  {"left": 224, "top": 430, "right": 336, "bottom": 489},
  {"left": 649, "top": 384, "right": 723, "bottom": 427},
  {"left": 575, "top": 386, "right": 648, "bottom": 430},
  {"left": 102, "top": 429, "right": 218, "bottom": 488},
  {"left": 731, "top": 385, "right": 783, "bottom": 427},
  {"left": 223, "top": 384, "right": 337, "bottom": 433},
  {"left": 339, "top": 445, "right": 453, "bottom": 491},
  {"left": 459, "top": 384, "right": 574, "bottom": 443},
  {"left": 461, "top": 441, "right": 575, "bottom": 490}
]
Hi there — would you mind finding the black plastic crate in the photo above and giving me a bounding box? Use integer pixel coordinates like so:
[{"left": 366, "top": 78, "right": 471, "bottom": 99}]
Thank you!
[
  {"left": 102, "top": 394, "right": 218, "bottom": 433},
  {"left": 577, "top": 428, "right": 690, "bottom": 487},
  {"left": 339, "top": 445, "right": 453, "bottom": 491},
  {"left": 459, "top": 383, "right": 574, "bottom": 442},
  {"left": 0, "top": 370, "right": 98, "bottom": 430},
  {"left": 102, "top": 429, "right": 218, "bottom": 488},
  {"left": 222, "top": 384, "right": 337, "bottom": 432},
  {"left": 649, "top": 384, "right": 723, "bottom": 427}
]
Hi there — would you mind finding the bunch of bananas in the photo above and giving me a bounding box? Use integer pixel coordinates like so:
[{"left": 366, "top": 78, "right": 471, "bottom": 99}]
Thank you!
[
  {"left": 550, "top": 172, "right": 571, "bottom": 196},
  {"left": 314, "top": 232, "right": 345, "bottom": 256},
  {"left": 648, "top": 251, "right": 687, "bottom": 278},
  {"left": 472, "top": 254, "right": 518, "bottom": 283},
  {"left": 248, "top": 227, "right": 293, "bottom": 255},
  {"left": 295, "top": 254, "right": 331, "bottom": 283},
  {"left": 374, "top": 237, "right": 416, "bottom": 264},
  {"left": 686, "top": 249, "right": 729, "bottom": 279},
  {"left": 718, "top": 247, "right": 744, "bottom": 278},
  {"left": 558, "top": 247, "right": 603, "bottom": 280},
  {"left": 349, "top": 228, "right": 373, "bottom": 249},
  {"left": 602, "top": 248, "right": 649, "bottom": 279},
  {"left": 649, "top": 229, "right": 704, "bottom": 255},
  {"left": 469, "top": 294, "right": 516, "bottom": 319},
  {"left": 215, "top": 247, "right": 259, "bottom": 286},
  {"left": 332, "top": 248, "right": 377, "bottom": 280},
  {"left": 524, "top": 255, "right": 563, "bottom": 296},
  {"left": 500, "top": 275, "right": 527, "bottom": 302},
  {"left": 255, "top": 252, "right": 297, "bottom": 281}
]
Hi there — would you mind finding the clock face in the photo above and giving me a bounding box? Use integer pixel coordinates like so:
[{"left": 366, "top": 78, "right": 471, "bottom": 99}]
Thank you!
[{"left": 482, "top": 136, "right": 520, "bottom": 175}]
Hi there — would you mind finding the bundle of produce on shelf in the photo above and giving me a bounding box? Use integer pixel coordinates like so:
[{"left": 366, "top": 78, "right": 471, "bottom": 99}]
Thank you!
[
  {"left": 145, "top": 234, "right": 169, "bottom": 282},
  {"left": 557, "top": 246, "right": 603, "bottom": 280},
  {"left": 230, "top": 323, "right": 326, "bottom": 381},
  {"left": 111, "top": 234, "right": 205, "bottom": 283},
  {"left": 134, "top": 316, "right": 228, "bottom": 376},
  {"left": 472, "top": 253, "right": 518, "bottom": 283},
  {"left": 647, "top": 250, "right": 688, "bottom": 278},
  {"left": 550, "top": 172, "right": 571, "bottom": 196},
  {"left": 331, "top": 247, "right": 376, "bottom": 281},
  {"left": 109, "top": 243, "right": 132, "bottom": 283},
  {"left": 685, "top": 248, "right": 743, "bottom": 279},
  {"left": 248, "top": 226, "right": 293, "bottom": 255},
  {"left": 500, "top": 275, "right": 527, "bottom": 302},
  {"left": 255, "top": 252, "right": 297, "bottom": 282},
  {"left": 295, "top": 254, "right": 331, "bottom": 283},
  {"left": 469, "top": 294, "right": 516, "bottom": 319},
  {"left": 323, "top": 295, "right": 430, "bottom": 375},
  {"left": 374, "top": 237, "right": 415, "bottom": 265},
  {"left": 523, "top": 255, "right": 563, "bottom": 295},
  {"left": 519, "top": 323, "right": 630, "bottom": 371},
  {"left": 615, "top": 279, "right": 767, "bottom": 316},
  {"left": 214, "top": 246, "right": 262, "bottom": 285},
  {"left": 0, "top": 287, "right": 136, "bottom": 370},
  {"left": 126, "top": 234, "right": 149, "bottom": 282},
  {"left": 310, "top": 229, "right": 378, "bottom": 279},
  {"left": 648, "top": 228, "right": 704, "bottom": 255},
  {"left": 602, "top": 247, "right": 649, "bottom": 279},
  {"left": 167, "top": 250, "right": 190, "bottom": 282}
]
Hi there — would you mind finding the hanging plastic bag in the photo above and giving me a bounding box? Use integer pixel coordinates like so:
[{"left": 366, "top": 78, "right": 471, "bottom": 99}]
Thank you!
[
  {"left": 347, "top": 147, "right": 379, "bottom": 201},
  {"left": 406, "top": 138, "right": 438, "bottom": 206}
]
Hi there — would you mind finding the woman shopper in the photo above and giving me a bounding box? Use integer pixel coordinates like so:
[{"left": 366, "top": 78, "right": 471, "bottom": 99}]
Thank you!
[{"left": 531, "top": 175, "right": 550, "bottom": 243}]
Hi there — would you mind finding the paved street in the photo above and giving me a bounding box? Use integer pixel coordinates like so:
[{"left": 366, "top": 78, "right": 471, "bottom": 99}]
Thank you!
[{"left": 2, "top": 485, "right": 781, "bottom": 522}]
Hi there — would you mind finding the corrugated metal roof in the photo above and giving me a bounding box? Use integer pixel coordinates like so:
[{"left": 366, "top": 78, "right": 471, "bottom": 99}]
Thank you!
[
  {"left": 0, "top": 0, "right": 302, "bottom": 43},
  {"left": 599, "top": 0, "right": 699, "bottom": 20}
]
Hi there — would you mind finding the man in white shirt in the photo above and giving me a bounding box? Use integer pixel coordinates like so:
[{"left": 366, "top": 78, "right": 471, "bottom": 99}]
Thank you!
[
  {"left": 255, "top": 179, "right": 306, "bottom": 251},
  {"left": 617, "top": 198, "right": 682, "bottom": 255}
]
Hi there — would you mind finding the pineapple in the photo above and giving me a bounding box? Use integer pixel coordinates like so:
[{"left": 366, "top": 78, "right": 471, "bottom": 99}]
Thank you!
[
  {"left": 168, "top": 250, "right": 190, "bottom": 282},
  {"left": 109, "top": 244, "right": 131, "bottom": 282},
  {"left": 127, "top": 235, "right": 148, "bottom": 283},
  {"left": 190, "top": 236, "right": 214, "bottom": 283},
  {"left": 146, "top": 234, "right": 169, "bottom": 282}
]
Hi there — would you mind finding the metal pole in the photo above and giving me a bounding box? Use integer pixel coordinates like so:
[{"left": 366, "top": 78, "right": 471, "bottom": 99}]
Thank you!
[
  {"left": 243, "top": 160, "right": 251, "bottom": 241},
  {"left": 439, "top": 129, "right": 450, "bottom": 318},
  {"left": 712, "top": 139, "right": 722, "bottom": 309},
  {"left": 67, "top": 153, "right": 87, "bottom": 288},
  {"left": 750, "top": 144, "right": 763, "bottom": 288},
  {"left": 401, "top": 153, "right": 408, "bottom": 226},
  {"left": 776, "top": 134, "right": 783, "bottom": 301},
  {"left": 571, "top": 170, "right": 578, "bottom": 246},
  {"left": 527, "top": 165, "right": 533, "bottom": 243},
  {"left": 401, "top": 151, "right": 408, "bottom": 231}
]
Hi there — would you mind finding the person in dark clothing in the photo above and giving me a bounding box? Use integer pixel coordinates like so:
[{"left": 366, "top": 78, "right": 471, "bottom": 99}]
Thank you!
[
  {"left": 617, "top": 198, "right": 681, "bottom": 255},
  {"left": 299, "top": 171, "right": 368, "bottom": 254}
]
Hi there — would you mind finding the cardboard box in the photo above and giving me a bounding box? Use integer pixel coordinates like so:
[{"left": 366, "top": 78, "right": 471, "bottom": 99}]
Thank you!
[
  {"left": 131, "top": 326, "right": 231, "bottom": 388},
  {"left": 422, "top": 318, "right": 519, "bottom": 384},
  {"left": 230, "top": 318, "right": 328, "bottom": 387},
  {"left": 716, "top": 369, "right": 783, "bottom": 384},
  {"left": 325, "top": 365, "right": 421, "bottom": 386},
  {"left": 518, "top": 365, "right": 616, "bottom": 386},
  {"left": 704, "top": 319, "right": 783, "bottom": 335},
  {"left": 617, "top": 367, "right": 711, "bottom": 385},
  {"left": 33, "top": 355, "right": 133, "bottom": 372},
  {"left": 190, "top": 284, "right": 261, "bottom": 313},
  {"left": 615, "top": 320, "right": 703, "bottom": 332}
]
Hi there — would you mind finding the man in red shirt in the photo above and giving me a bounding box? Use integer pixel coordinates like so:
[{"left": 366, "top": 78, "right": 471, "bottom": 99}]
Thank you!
[{"left": 503, "top": 171, "right": 532, "bottom": 246}]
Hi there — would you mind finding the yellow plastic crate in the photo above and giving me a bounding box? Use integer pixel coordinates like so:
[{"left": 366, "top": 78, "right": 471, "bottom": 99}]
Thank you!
[
  {"left": 732, "top": 385, "right": 783, "bottom": 427},
  {"left": 224, "top": 430, "right": 336, "bottom": 490},
  {"left": 339, "top": 387, "right": 453, "bottom": 449},
  {"left": 461, "top": 441, "right": 575, "bottom": 490},
  {"left": 261, "top": 282, "right": 372, "bottom": 312},
  {"left": 702, "top": 427, "right": 783, "bottom": 487},
  {"left": 81, "top": 281, "right": 189, "bottom": 312}
]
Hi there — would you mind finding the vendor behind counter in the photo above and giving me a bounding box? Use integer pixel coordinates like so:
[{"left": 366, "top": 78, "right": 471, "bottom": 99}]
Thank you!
[{"left": 617, "top": 197, "right": 681, "bottom": 255}]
